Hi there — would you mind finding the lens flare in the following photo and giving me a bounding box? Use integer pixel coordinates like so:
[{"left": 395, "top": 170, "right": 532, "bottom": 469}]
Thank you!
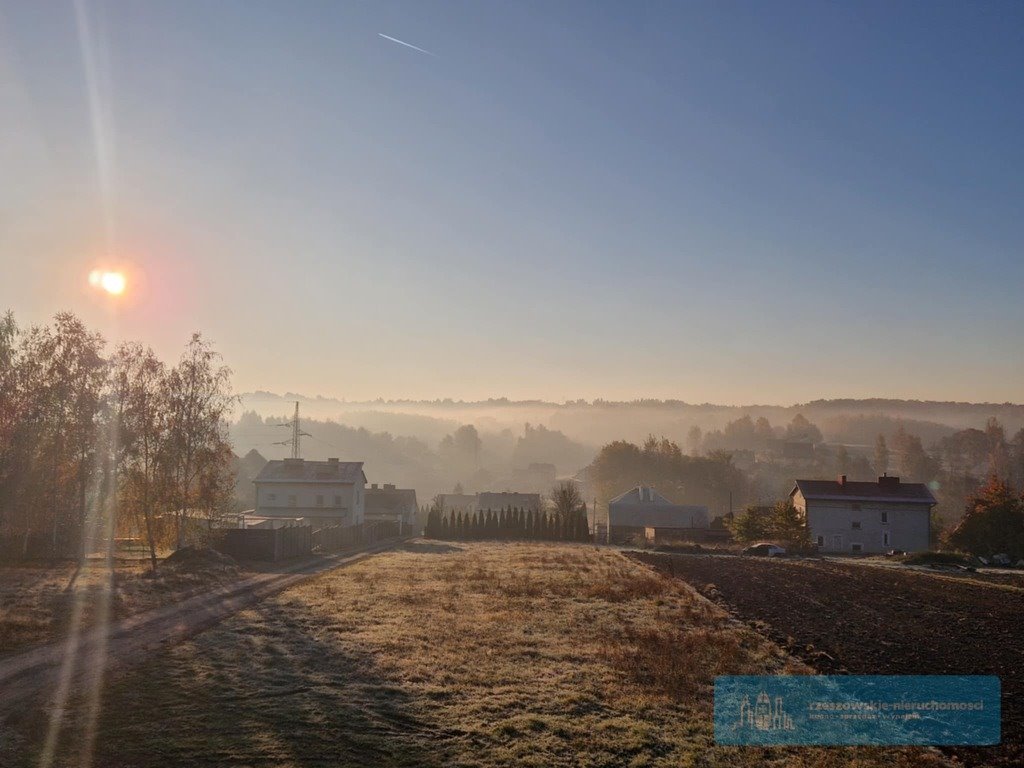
[
  {"left": 88, "top": 269, "right": 126, "bottom": 295},
  {"left": 100, "top": 271, "right": 125, "bottom": 295}
]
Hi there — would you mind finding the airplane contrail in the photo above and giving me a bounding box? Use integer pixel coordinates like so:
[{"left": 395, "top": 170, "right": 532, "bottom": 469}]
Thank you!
[{"left": 378, "top": 33, "right": 437, "bottom": 58}]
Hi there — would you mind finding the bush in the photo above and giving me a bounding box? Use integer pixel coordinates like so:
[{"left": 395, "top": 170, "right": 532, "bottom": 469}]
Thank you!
[{"left": 901, "top": 551, "right": 976, "bottom": 567}]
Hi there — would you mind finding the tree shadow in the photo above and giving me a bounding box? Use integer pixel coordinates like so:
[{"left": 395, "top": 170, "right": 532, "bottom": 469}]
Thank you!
[{"left": 12, "top": 593, "right": 445, "bottom": 767}]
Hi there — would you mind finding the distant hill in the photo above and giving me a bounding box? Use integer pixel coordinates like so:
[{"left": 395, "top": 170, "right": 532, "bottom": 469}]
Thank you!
[{"left": 237, "top": 392, "right": 1024, "bottom": 447}]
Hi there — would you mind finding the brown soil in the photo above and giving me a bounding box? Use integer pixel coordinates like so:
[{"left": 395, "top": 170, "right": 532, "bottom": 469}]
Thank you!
[{"left": 631, "top": 552, "right": 1024, "bottom": 767}]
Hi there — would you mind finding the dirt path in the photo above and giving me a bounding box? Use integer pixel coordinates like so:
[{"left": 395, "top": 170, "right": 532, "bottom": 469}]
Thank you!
[
  {"left": 0, "top": 540, "right": 402, "bottom": 721},
  {"left": 632, "top": 552, "right": 1024, "bottom": 768}
]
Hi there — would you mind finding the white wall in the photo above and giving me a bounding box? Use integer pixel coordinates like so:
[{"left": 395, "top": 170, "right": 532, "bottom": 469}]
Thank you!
[
  {"left": 793, "top": 491, "right": 929, "bottom": 553},
  {"left": 255, "top": 479, "right": 365, "bottom": 526}
]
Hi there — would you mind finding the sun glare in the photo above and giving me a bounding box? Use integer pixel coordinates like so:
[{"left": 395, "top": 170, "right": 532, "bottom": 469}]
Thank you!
[{"left": 89, "top": 269, "right": 126, "bottom": 295}]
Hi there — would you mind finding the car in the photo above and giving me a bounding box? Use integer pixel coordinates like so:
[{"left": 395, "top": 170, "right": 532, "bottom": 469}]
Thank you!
[
  {"left": 742, "top": 542, "right": 787, "bottom": 557},
  {"left": 884, "top": 549, "right": 907, "bottom": 557}
]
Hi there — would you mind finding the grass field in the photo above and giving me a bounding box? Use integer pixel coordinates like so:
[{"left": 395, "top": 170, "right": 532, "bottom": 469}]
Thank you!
[
  {"left": 0, "top": 555, "right": 242, "bottom": 657},
  {"left": 10, "top": 542, "right": 948, "bottom": 767}
]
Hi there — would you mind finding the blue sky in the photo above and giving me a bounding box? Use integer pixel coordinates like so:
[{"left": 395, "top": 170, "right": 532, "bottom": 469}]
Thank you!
[{"left": 2, "top": 1, "right": 1022, "bottom": 404}]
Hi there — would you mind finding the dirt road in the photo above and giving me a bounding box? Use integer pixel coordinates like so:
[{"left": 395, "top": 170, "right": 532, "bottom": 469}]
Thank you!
[{"left": 0, "top": 541, "right": 400, "bottom": 721}]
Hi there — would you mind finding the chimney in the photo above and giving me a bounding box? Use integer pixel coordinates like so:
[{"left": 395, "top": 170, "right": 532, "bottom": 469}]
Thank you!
[
  {"left": 838, "top": 474, "right": 847, "bottom": 487},
  {"left": 327, "top": 457, "right": 339, "bottom": 464},
  {"left": 384, "top": 483, "right": 396, "bottom": 490},
  {"left": 878, "top": 474, "right": 900, "bottom": 488},
  {"left": 371, "top": 483, "right": 378, "bottom": 490}
]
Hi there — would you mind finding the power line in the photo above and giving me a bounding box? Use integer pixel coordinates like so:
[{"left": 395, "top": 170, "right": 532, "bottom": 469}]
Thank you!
[{"left": 274, "top": 401, "right": 311, "bottom": 459}]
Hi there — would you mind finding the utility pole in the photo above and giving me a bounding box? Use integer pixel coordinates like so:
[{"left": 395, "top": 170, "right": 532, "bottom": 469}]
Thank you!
[
  {"left": 274, "top": 401, "right": 310, "bottom": 458},
  {"left": 290, "top": 401, "right": 301, "bottom": 459}
]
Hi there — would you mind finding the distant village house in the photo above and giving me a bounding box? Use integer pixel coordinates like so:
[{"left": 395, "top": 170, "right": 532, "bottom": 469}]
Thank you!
[
  {"left": 477, "top": 492, "right": 541, "bottom": 513},
  {"left": 438, "top": 492, "right": 542, "bottom": 515},
  {"left": 250, "top": 458, "right": 366, "bottom": 529},
  {"left": 365, "top": 483, "right": 418, "bottom": 532},
  {"left": 791, "top": 474, "right": 935, "bottom": 554},
  {"left": 607, "top": 486, "right": 709, "bottom": 545}
]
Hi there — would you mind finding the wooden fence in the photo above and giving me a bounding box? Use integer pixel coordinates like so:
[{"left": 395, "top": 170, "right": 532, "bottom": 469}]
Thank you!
[
  {"left": 217, "top": 519, "right": 403, "bottom": 561},
  {"left": 311, "top": 521, "right": 402, "bottom": 553},
  {"left": 312, "top": 523, "right": 364, "bottom": 553},
  {"left": 219, "top": 525, "right": 312, "bottom": 562}
]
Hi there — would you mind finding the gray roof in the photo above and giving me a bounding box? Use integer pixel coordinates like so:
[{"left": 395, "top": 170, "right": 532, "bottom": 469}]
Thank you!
[
  {"left": 792, "top": 478, "right": 936, "bottom": 505},
  {"left": 255, "top": 458, "right": 365, "bottom": 484},
  {"left": 608, "top": 487, "right": 709, "bottom": 528},
  {"left": 477, "top": 492, "right": 541, "bottom": 510},
  {"left": 438, "top": 494, "right": 477, "bottom": 511},
  {"left": 609, "top": 486, "right": 672, "bottom": 505},
  {"left": 366, "top": 486, "right": 418, "bottom": 514}
]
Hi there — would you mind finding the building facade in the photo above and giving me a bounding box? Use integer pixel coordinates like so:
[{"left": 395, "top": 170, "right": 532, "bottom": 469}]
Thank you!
[
  {"left": 607, "top": 486, "right": 709, "bottom": 544},
  {"left": 365, "top": 483, "right": 419, "bottom": 530},
  {"left": 791, "top": 475, "right": 934, "bottom": 554},
  {"left": 253, "top": 457, "right": 366, "bottom": 529}
]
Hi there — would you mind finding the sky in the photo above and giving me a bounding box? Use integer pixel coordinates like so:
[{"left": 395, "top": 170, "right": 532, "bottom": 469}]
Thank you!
[{"left": 2, "top": 0, "right": 1022, "bottom": 405}]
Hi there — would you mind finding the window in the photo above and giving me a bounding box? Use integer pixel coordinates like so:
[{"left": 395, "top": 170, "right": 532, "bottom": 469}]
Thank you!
[
  {"left": 816, "top": 535, "right": 824, "bottom": 547},
  {"left": 267, "top": 493, "right": 276, "bottom": 503},
  {"left": 288, "top": 495, "right": 297, "bottom": 508},
  {"left": 851, "top": 521, "right": 861, "bottom": 530},
  {"left": 334, "top": 495, "right": 342, "bottom": 507},
  {"left": 851, "top": 543, "right": 863, "bottom": 553},
  {"left": 315, "top": 494, "right": 324, "bottom": 507},
  {"left": 881, "top": 511, "right": 888, "bottom": 524},
  {"left": 883, "top": 531, "right": 891, "bottom": 547}
]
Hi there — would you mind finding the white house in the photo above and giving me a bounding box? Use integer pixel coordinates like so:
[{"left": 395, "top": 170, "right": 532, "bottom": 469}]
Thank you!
[
  {"left": 252, "top": 458, "right": 366, "bottom": 529},
  {"left": 790, "top": 474, "right": 935, "bottom": 554}
]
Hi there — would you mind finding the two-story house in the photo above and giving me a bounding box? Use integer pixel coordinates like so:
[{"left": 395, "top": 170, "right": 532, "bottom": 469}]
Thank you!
[
  {"left": 252, "top": 457, "right": 366, "bottom": 529},
  {"left": 790, "top": 474, "right": 935, "bottom": 554}
]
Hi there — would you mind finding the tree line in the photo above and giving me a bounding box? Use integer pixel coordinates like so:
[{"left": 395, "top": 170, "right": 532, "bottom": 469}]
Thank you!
[
  {"left": 0, "top": 311, "right": 236, "bottom": 568},
  {"left": 425, "top": 481, "right": 591, "bottom": 542},
  {"left": 424, "top": 506, "right": 590, "bottom": 542},
  {"left": 591, "top": 435, "right": 746, "bottom": 516}
]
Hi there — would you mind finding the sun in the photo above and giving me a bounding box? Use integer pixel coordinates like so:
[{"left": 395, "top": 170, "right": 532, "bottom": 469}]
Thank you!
[{"left": 89, "top": 269, "right": 126, "bottom": 295}]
